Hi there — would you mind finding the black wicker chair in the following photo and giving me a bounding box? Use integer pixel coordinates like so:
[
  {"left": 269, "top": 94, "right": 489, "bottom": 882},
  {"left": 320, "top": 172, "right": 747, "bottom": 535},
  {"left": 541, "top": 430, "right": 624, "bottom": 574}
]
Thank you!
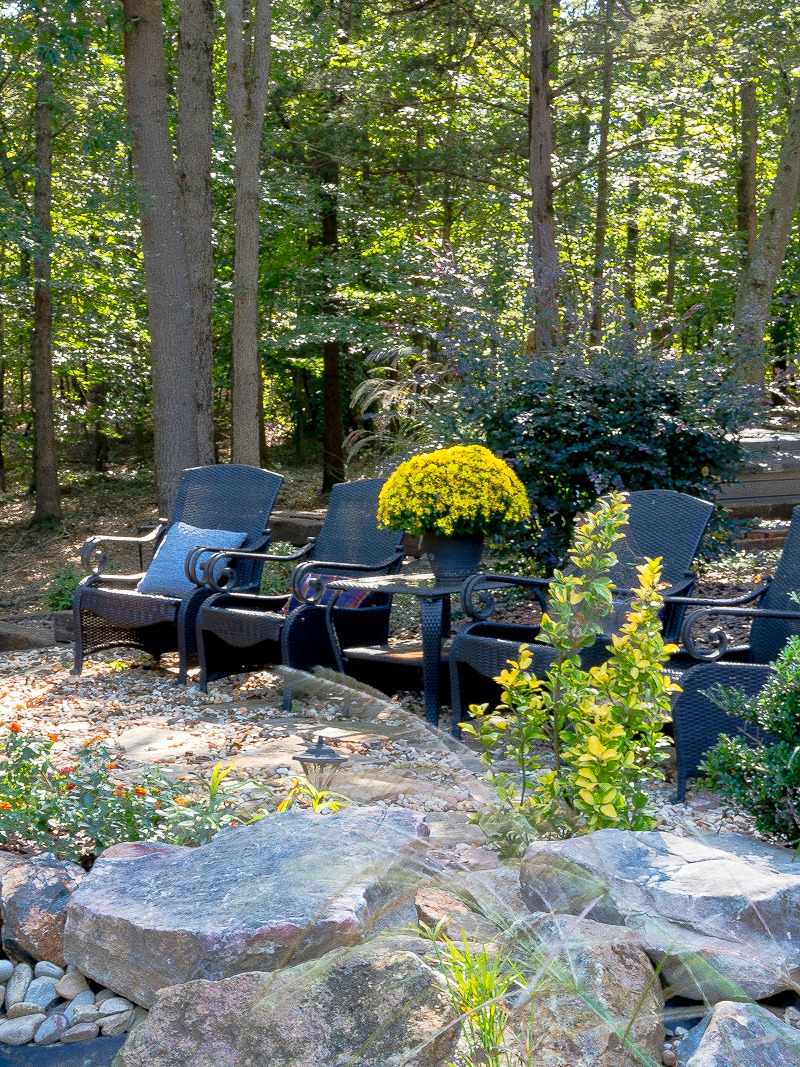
[
  {"left": 670, "top": 505, "right": 800, "bottom": 666},
  {"left": 450, "top": 490, "right": 714, "bottom": 735},
  {"left": 194, "top": 478, "right": 406, "bottom": 692},
  {"left": 72, "top": 465, "right": 284, "bottom": 681},
  {"left": 671, "top": 662, "right": 775, "bottom": 802}
]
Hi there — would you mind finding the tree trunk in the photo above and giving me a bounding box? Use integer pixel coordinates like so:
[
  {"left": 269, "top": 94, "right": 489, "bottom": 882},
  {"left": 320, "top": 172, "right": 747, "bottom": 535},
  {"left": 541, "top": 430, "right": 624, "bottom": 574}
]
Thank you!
[
  {"left": 225, "top": 0, "right": 271, "bottom": 467},
  {"left": 589, "top": 0, "right": 614, "bottom": 343},
  {"left": 736, "top": 79, "right": 758, "bottom": 256},
  {"left": 733, "top": 79, "right": 800, "bottom": 385},
  {"left": 178, "top": 0, "right": 216, "bottom": 466},
  {"left": 31, "top": 50, "right": 61, "bottom": 525},
  {"left": 123, "top": 0, "right": 199, "bottom": 514},
  {"left": 528, "top": 0, "right": 559, "bottom": 352},
  {"left": 624, "top": 178, "right": 639, "bottom": 315},
  {"left": 320, "top": 151, "right": 345, "bottom": 490}
]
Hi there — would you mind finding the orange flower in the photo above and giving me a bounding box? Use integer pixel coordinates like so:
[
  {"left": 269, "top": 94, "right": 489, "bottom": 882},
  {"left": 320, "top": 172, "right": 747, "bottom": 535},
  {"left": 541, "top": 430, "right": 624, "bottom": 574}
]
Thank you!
[
  {"left": 106, "top": 763, "right": 119, "bottom": 770},
  {"left": 154, "top": 800, "right": 162, "bottom": 810},
  {"left": 64, "top": 783, "right": 75, "bottom": 791},
  {"left": 83, "top": 734, "right": 105, "bottom": 746},
  {"left": 9, "top": 723, "right": 21, "bottom": 732},
  {"left": 174, "top": 796, "right": 188, "bottom": 806},
  {"left": 133, "top": 787, "right": 146, "bottom": 797},
  {"left": 0, "top": 801, "right": 11, "bottom": 811},
  {"left": 113, "top": 788, "right": 126, "bottom": 798},
  {"left": 57, "top": 766, "right": 76, "bottom": 776},
  {"left": 47, "top": 733, "right": 59, "bottom": 742}
]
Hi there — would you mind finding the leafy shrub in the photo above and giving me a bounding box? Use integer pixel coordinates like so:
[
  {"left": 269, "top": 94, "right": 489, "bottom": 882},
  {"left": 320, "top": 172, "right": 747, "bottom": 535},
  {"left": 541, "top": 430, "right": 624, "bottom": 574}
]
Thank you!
[
  {"left": 462, "top": 493, "right": 676, "bottom": 856},
  {"left": 700, "top": 637, "right": 800, "bottom": 844},
  {"left": 350, "top": 259, "right": 752, "bottom": 561},
  {"left": 44, "top": 564, "right": 83, "bottom": 611}
]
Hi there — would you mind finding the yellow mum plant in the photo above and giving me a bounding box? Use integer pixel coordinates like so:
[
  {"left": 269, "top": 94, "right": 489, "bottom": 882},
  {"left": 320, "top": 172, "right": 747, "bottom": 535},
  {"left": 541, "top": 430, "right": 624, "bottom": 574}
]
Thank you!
[{"left": 377, "top": 445, "right": 530, "bottom": 537}]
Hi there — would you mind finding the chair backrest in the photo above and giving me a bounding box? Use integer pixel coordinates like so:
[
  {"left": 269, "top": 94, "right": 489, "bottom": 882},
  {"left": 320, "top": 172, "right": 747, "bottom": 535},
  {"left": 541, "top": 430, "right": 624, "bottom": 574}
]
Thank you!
[
  {"left": 170, "top": 464, "right": 284, "bottom": 590},
  {"left": 671, "top": 662, "right": 774, "bottom": 800},
  {"left": 311, "top": 478, "right": 403, "bottom": 567},
  {"left": 750, "top": 505, "right": 800, "bottom": 663},
  {"left": 610, "top": 490, "right": 714, "bottom": 588}
]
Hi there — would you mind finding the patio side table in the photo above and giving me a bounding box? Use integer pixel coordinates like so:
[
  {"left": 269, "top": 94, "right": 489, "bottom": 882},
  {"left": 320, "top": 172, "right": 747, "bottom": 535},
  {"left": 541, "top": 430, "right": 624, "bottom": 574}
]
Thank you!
[{"left": 326, "top": 573, "right": 463, "bottom": 728}]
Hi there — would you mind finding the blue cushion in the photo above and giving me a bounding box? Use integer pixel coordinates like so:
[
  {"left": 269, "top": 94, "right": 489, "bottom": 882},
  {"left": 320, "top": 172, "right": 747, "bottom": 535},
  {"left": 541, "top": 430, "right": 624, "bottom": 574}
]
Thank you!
[{"left": 136, "top": 522, "right": 247, "bottom": 598}]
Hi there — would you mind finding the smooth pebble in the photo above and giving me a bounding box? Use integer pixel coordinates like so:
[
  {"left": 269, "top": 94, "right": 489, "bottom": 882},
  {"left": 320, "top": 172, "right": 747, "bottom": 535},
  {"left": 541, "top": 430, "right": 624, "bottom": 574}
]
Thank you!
[
  {"left": 56, "top": 971, "right": 91, "bottom": 1000},
  {"left": 63, "top": 990, "right": 95, "bottom": 1024},
  {"left": 0, "top": 961, "right": 13, "bottom": 983},
  {"left": 100, "top": 996, "right": 134, "bottom": 1015},
  {"left": 34, "top": 962, "right": 65, "bottom": 981},
  {"left": 6, "top": 1002, "right": 43, "bottom": 1019},
  {"left": 34, "top": 1013, "right": 68, "bottom": 1046},
  {"left": 5, "top": 963, "right": 32, "bottom": 1008},
  {"left": 61, "top": 1021, "right": 100, "bottom": 1043},
  {"left": 0, "top": 1014, "right": 45, "bottom": 1045},
  {"left": 25, "top": 977, "right": 60, "bottom": 1011},
  {"left": 101, "top": 1010, "right": 134, "bottom": 1037}
]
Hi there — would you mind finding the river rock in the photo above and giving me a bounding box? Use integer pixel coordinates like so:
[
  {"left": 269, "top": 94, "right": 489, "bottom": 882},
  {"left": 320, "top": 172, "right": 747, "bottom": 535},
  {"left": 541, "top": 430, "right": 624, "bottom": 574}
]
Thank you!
[
  {"left": 101, "top": 1010, "right": 135, "bottom": 1037},
  {"left": 100, "top": 997, "right": 133, "bottom": 1015},
  {"left": 0, "top": 1013, "right": 45, "bottom": 1045},
  {"left": 56, "top": 969, "right": 91, "bottom": 999},
  {"left": 6, "top": 1001, "right": 43, "bottom": 1019},
  {"left": 5, "top": 963, "right": 32, "bottom": 1007},
  {"left": 65, "top": 806, "right": 429, "bottom": 1007},
  {"left": 63, "top": 990, "right": 95, "bottom": 1023},
  {"left": 114, "top": 936, "right": 457, "bottom": 1067},
  {"left": 508, "top": 915, "right": 663, "bottom": 1067},
  {"left": 25, "top": 976, "right": 60, "bottom": 1011},
  {"left": 34, "top": 961, "right": 65, "bottom": 980},
  {"left": 677, "top": 1000, "right": 800, "bottom": 1066},
  {"left": 0, "top": 960, "right": 13, "bottom": 983},
  {"left": 1, "top": 854, "right": 85, "bottom": 966},
  {"left": 62, "top": 1021, "right": 100, "bottom": 1042},
  {"left": 520, "top": 830, "right": 800, "bottom": 1002},
  {"left": 34, "top": 1013, "right": 69, "bottom": 1046}
]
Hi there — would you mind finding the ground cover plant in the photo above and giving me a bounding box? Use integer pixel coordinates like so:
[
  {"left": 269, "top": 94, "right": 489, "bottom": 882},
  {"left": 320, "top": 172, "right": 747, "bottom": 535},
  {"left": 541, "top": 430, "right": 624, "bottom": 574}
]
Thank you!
[
  {"left": 701, "top": 637, "right": 800, "bottom": 844},
  {"left": 463, "top": 493, "right": 676, "bottom": 856}
]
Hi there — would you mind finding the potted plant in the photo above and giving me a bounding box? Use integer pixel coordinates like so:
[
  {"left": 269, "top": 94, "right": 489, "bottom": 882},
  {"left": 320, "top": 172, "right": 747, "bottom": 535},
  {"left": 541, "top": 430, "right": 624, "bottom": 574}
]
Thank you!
[{"left": 377, "top": 444, "right": 530, "bottom": 580}]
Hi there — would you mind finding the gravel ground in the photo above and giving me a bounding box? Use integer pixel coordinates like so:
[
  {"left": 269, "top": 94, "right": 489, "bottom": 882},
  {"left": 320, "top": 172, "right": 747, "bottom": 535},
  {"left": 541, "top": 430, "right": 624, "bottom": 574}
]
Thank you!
[{"left": 0, "top": 646, "right": 764, "bottom": 847}]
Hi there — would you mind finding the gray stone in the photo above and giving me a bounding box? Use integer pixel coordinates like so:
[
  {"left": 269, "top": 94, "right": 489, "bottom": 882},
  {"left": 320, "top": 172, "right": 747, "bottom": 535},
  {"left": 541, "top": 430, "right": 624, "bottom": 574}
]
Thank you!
[
  {"left": 62, "top": 1021, "right": 100, "bottom": 1042},
  {"left": 6, "top": 1001, "right": 44, "bottom": 1019},
  {"left": 506, "top": 914, "right": 663, "bottom": 1067},
  {"left": 95, "top": 988, "right": 116, "bottom": 1004},
  {"left": 1, "top": 854, "right": 85, "bottom": 966},
  {"left": 115, "top": 937, "right": 457, "bottom": 1067},
  {"left": 0, "top": 960, "right": 13, "bottom": 982},
  {"left": 34, "top": 961, "right": 65, "bottom": 980},
  {"left": 34, "top": 1013, "right": 69, "bottom": 1046},
  {"left": 25, "top": 975, "right": 60, "bottom": 1011},
  {"left": 0, "top": 1013, "right": 45, "bottom": 1045},
  {"left": 65, "top": 806, "right": 429, "bottom": 1007},
  {"left": 677, "top": 1001, "right": 800, "bottom": 1066},
  {"left": 520, "top": 830, "right": 800, "bottom": 1002},
  {"left": 5, "top": 963, "right": 32, "bottom": 1008},
  {"left": 72, "top": 1004, "right": 103, "bottom": 1024},
  {"left": 63, "top": 990, "right": 95, "bottom": 1023},
  {"left": 56, "top": 969, "right": 91, "bottom": 999},
  {"left": 100, "top": 997, "right": 133, "bottom": 1015},
  {"left": 100, "top": 1011, "right": 134, "bottom": 1037}
]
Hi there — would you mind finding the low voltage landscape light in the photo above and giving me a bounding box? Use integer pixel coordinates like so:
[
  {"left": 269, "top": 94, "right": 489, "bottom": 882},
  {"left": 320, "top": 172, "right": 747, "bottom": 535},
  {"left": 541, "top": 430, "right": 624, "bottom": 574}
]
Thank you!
[{"left": 296, "top": 735, "right": 348, "bottom": 790}]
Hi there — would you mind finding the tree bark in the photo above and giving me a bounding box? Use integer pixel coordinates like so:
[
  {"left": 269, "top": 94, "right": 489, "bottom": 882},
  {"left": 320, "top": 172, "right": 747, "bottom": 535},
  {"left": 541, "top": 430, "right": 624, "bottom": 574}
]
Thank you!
[
  {"left": 320, "top": 150, "right": 345, "bottom": 490},
  {"left": 624, "top": 178, "right": 639, "bottom": 316},
  {"left": 589, "top": 0, "right": 615, "bottom": 343},
  {"left": 733, "top": 79, "right": 800, "bottom": 385},
  {"left": 225, "top": 0, "right": 271, "bottom": 467},
  {"left": 178, "top": 0, "right": 216, "bottom": 466},
  {"left": 31, "top": 48, "right": 61, "bottom": 525},
  {"left": 528, "top": 0, "right": 559, "bottom": 352},
  {"left": 736, "top": 80, "right": 758, "bottom": 256},
  {"left": 123, "top": 0, "right": 198, "bottom": 514}
]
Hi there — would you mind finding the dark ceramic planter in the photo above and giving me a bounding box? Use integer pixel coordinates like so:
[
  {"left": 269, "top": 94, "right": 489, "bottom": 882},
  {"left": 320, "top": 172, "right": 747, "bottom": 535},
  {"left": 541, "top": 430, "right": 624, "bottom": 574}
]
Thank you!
[{"left": 420, "top": 532, "right": 484, "bottom": 582}]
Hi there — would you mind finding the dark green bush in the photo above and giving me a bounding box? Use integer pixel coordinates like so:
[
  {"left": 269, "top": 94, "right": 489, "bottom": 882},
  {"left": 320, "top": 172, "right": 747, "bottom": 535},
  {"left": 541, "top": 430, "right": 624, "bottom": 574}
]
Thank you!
[{"left": 700, "top": 637, "right": 800, "bottom": 844}]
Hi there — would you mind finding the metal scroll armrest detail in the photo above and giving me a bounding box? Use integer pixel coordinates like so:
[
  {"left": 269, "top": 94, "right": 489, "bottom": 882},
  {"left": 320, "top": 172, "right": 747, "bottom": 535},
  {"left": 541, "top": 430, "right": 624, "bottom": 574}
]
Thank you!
[
  {"left": 79, "top": 524, "right": 166, "bottom": 577},
  {"left": 460, "top": 572, "right": 550, "bottom": 621}
]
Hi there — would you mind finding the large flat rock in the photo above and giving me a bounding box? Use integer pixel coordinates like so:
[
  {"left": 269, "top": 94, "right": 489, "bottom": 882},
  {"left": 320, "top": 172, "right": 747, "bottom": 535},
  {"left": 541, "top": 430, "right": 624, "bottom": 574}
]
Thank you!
[
  {"left": 520, "top": 830, "right": 800, "bottom": 1002},
  {"left": 64, "top": 807, "right": 428, "bottom": 1007},
  {"left": 113, "top": 937, "right": 457, "bottom": 1067},
  {"left": 677, "top": 1000, "right": 800, "bottom": 1066}
]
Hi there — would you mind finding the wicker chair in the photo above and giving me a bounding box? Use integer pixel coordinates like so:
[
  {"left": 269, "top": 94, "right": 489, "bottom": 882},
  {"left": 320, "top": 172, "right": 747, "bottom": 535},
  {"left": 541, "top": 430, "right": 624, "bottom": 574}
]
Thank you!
[
  {"left": 194, "top": 478, "right": 405, "bottom": 692},
  {"left": 450, "top": 489, "right": 714, "bottom": 734},
  {"left": 72, "top": 465, "right": 284, "bottom": 681},
  {"left": 671, "top": 662, "right": 775, "bottom": 801},
  {"left": 670, "top": 505, "right": 800, "bottom": 666}
]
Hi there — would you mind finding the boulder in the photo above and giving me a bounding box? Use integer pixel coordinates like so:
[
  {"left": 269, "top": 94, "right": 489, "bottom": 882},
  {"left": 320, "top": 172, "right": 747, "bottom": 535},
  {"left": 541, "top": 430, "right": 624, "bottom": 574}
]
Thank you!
[
  {"left": 508, "top": 915, "right": 663, "bottom": 1067},
  {"left": 1, "top": 854, "right": 85, "bottom": 966},
  {"left": 65, "top": 806, "right": 428, "bottom": 1007},
  {"left": 677, "top": 1001, "right": 800, "bottom": 1066},
  {"left": 114, "top": 937, "right": 457, "bottom": 1067},
  {"left": 520, "top": 830, "right": 800, "bottom": 1002}
]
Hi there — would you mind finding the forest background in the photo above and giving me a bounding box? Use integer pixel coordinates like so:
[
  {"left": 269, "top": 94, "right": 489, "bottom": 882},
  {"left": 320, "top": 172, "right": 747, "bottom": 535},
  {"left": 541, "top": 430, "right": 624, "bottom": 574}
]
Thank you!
[{"left": 1, "top": 0, "right": 799, "bottom": 541}]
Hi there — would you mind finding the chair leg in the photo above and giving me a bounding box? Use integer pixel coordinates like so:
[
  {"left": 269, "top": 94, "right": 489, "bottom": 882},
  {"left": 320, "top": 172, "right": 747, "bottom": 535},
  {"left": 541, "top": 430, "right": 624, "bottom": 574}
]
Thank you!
[{"left": 71, "top": 602, "right": 85, "bottom": 677}]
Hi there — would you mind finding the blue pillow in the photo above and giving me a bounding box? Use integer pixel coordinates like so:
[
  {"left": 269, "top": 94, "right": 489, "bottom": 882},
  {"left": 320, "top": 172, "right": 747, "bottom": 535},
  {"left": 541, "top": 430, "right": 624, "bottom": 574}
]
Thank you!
[{"left": 136, "top": 522, "right": 247, "bottom": 598}]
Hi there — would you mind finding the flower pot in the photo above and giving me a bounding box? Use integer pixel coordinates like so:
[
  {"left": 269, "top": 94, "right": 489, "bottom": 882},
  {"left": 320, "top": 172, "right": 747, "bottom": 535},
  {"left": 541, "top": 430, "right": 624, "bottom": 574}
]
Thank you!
[{"left": 421, "top": 532, "right": 484, "bottom": 583}]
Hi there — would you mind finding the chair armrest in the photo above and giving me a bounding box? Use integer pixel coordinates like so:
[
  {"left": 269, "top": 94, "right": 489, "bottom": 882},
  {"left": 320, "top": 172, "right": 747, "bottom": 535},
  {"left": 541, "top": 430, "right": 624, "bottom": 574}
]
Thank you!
[
  {"left": 664, "top": 580, "right": 771, "bottom": 610},
  {"left": 680, "top": 600, "right": 800, "bottom": 661},
  {"left": 186, "top": 534, "right": 291, "bottom": 591},
  {"left": 290, "top": 552, "right": 406, "bottom": 604},
  {"left": 80, "top": 525, "right": 166, "bottom": 577},
  {"left": 460, "top": 572, "right": 550, "bottom": 621}
]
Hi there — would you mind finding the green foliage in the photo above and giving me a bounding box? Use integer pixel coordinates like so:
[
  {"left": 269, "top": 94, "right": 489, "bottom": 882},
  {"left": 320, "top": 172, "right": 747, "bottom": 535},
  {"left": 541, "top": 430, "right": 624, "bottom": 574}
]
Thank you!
[
  {"left": 161, "top": 761, "right": 266, "bottom": 847},
  {"left": 43, "top": 563, "right": 83, "bottom": 611},
  {"left": 416, "top": 919, "right": 523, "bottom": 1067},
  {"left": 275, "top": 777, "right": 351, "bottom": 814},
  {"left": 462, "top": 493, "right": 675, "bottom": 856},
  {"left": 700, "top": 637, "right": 800, "bottom": 844}
]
